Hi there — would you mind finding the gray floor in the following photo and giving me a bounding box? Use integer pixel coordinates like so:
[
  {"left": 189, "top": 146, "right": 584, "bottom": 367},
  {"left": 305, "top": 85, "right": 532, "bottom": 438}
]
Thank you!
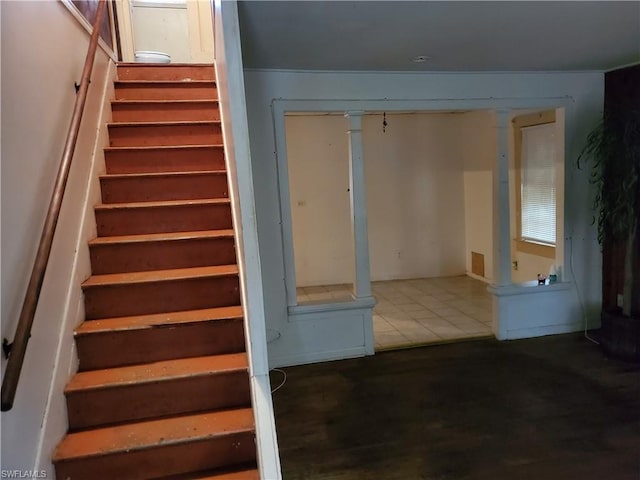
[{"left": 271, "top": 334, "right": 640, "bottom": 480}]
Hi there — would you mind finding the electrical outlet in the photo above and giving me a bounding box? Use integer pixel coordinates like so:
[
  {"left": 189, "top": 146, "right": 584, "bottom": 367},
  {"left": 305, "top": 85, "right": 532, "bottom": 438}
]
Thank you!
[{"left": 617, "top": 294, "right": 624, "bottom": 308}]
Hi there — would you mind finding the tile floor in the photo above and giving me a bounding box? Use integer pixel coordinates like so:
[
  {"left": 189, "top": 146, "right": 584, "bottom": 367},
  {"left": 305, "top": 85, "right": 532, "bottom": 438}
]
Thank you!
[{"left": 296, "top": 275, "right": 493, "bottom": 350}]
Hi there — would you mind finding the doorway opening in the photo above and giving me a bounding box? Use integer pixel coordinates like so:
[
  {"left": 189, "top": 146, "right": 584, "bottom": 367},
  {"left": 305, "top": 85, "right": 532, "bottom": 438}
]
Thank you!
[
  {"left": 284, "top": 107, "right": 565, "bottom": 351},
  {"left": 115, "top": 0, "right": 214, "bottom": 63}
]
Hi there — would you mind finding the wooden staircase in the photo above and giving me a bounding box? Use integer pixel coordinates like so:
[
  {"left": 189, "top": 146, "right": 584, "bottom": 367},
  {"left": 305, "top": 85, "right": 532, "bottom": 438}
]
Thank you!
[{"left": 52, "top": 64, "right": 259, "bottom": 479}]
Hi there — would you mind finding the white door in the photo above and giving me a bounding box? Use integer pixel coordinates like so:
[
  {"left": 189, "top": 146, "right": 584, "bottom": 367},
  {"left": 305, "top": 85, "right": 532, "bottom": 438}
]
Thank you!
[{"left": 115, "top": 0, "right": 214, "bottom": 63}]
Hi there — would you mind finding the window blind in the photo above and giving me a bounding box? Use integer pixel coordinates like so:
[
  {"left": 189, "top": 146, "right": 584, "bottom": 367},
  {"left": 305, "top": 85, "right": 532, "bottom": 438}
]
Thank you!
[{"left": 520, "top": 123, "right": 556, "bottom": 245}]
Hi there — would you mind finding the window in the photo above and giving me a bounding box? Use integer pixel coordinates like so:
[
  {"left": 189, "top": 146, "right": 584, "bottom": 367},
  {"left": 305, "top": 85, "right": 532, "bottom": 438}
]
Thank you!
[{"left": 513, "top": 111, "right": 557, "bottom": 258}]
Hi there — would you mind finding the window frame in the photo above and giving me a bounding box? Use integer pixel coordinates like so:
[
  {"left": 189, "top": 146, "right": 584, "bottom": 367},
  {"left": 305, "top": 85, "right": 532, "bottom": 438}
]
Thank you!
[{"left": 513, "top": 110, "right": 557, "bottom": 259}]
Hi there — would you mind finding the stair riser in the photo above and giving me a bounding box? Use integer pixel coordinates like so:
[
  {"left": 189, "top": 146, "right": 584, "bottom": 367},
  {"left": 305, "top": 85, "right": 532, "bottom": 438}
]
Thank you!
[
  {"left": 117, "top": 65, "right": 215, "bottom": 81},
  {"left": 67, "top": 371, "right": 250, "bottom": 430},
  {"left": 105, "top": 147, "right": 226, "bottom": 174},
  {"left": 96, "top": 203, "right": 232, "bottom": 236},
  {"left": 90, "top": 237, "right": 236, "bottom": 274},
  {"left": 115, "top": 84, "right": 217, "bottom": 101},
  {"left": 109, "top": 124, "right": 222, "bottom": 147},
  {"left": 54, "top": 431, "right": 256, "bottom": 480},
  {"left": 76, "top": 319, "right": 245, "bottom": 371},
  {"left": 84, "top": 276, "right": 240, "bottom": 320},
  {"left": 112, "top": 102, "right": 220, "bottom": 122},
  {"left": 100, "top": 174, "right": 229, "bottom": 203}
]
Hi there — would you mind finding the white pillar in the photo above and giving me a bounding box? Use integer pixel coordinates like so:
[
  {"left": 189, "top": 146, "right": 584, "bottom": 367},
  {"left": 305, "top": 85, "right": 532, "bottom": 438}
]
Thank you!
[
  {"left": 493, "top": 110, "right": 512, "bottom": 287},
  {"left": 345, "top": 111, "right": 372, "bottom": 299},
  {"left": 490, "top": 109, "right": 513, "bottom": 341}
]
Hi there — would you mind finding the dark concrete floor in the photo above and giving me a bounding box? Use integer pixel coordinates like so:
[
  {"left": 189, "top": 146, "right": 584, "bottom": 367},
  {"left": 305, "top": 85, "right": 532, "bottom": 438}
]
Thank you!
[{"left": 270, "top": 334, "right": 640, "bottom": 480}]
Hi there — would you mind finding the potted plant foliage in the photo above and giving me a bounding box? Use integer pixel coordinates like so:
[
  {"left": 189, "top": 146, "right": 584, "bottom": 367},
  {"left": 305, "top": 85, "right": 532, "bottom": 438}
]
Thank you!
[{"left": 578, "top": 66, "right": 640, "bottom": 362}]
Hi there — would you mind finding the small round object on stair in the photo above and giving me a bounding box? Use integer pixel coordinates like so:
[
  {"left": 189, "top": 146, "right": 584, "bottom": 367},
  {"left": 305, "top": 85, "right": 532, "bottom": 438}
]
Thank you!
[{"left": 134, "top": 51, "right": 171, "bottom": 64}]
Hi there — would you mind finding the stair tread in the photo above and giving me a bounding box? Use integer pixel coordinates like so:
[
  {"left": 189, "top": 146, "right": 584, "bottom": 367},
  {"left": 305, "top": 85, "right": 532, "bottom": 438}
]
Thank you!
[
  {"left": 118, "top": 63, "right": 214, "bottom": 67},
  {"left": 108, "top": 120, "right": 221, "bottom": 127},
  {"left": 105, "top": 144, "right": 223, "bottom": 151},
  {"left": 53, "top": 408, "right": 254, "bottom": 462},
  {"left": 100, "top": 170, "right": 226, "bottom": 180},
  {"left": 66, "top": 353, "right": 248, "bottom": 393},
  {"left": 158, "top": 466, "right": 259, "bottom": 480},
  {"left": 95, "top": 198, "right": 230, "bottom": 210},
  {"left": 192, "top": 470, "right": 258, "bottom": 480},
  {"left": 115, "top": 80, "right": 216, "bottom": 85},
  {"left": 82, "top": 265, "right": 239, "bottom": 288},
  {"left": 75, "top": 306, "right": 243, "bottom": 335},
  {"left": 89, "top": 229, "right": 234, "bottom": 246},
  {"left": 112, "top": 99, "right": 219, "bottom": 105}
]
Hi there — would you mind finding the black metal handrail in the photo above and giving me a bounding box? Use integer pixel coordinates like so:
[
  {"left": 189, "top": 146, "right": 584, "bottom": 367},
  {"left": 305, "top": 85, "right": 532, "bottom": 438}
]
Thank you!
[{"left": 1, "top": 0, "right": 108, "bottom": 411}]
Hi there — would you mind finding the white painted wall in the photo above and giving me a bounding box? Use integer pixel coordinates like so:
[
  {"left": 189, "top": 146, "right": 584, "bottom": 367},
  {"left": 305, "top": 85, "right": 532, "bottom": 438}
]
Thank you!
[
  {"left": 1, "top": 1, "right": 114, "bottom": 473},
  {"left": 243, "top": 69, "right": 604, "bottom": 366},
  {"left": 364, "top": 113, "right": 466, "bottom": 281},
  {"left": 461, "top": 110, "right": 496, "bottom": 282},
  {"left": 285, "top": 115, "right": 354, "bottom": 287},
  {"left": 286, "top": 112, "right": 471, "bottom": 287}
]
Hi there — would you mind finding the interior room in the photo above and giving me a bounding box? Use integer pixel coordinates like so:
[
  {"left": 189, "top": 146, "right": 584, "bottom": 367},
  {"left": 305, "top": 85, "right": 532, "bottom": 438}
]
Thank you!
[{"left": 286, "top": 108, "right": 564, "bottom": 350}]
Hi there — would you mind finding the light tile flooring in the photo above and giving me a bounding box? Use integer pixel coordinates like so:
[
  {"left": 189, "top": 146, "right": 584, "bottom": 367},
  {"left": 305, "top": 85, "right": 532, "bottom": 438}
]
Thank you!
[{"left": 297, "top": 276, "right": 493, "bottom": 350}]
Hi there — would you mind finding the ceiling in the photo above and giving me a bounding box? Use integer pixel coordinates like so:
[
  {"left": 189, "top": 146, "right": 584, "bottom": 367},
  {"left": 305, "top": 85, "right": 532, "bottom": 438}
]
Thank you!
[{"left": 237, "top": 1, "right": 640, "bottom": 72}]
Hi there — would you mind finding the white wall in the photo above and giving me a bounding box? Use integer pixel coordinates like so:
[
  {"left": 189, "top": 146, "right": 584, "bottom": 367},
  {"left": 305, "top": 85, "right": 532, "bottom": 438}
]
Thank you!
[
  {"left": 243, "top": 69, "right": 604, "bottom": 366},
  {"left": 461, "top": 110, "right": 496, "bottom": 282},
  {"left": 286, "top": 115, "right": 354, "bottom": 287},
  {"left": 364, "top": 113, "right": 466, "bottom": 281},
  {"left": 1, "top": 1, "right": 114, "bottom": 473},
  {"left": 286, "top": 112, "right": 471, "bottom": 287}
]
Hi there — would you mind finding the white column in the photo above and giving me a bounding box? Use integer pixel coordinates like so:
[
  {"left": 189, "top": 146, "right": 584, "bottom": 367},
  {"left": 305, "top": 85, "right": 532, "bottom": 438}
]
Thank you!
[
  {"left": 493, "top": 110, "right": 512, "bottom": 287},
  {"left": 490, "top": 110, "right": 513, "bottom": 341},
  {"left": 345, "top": 111, "right": 372, "bottom": 299}
]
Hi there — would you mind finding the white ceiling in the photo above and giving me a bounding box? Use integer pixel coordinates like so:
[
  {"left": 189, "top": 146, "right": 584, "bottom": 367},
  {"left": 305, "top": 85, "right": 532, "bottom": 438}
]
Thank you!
[{"left": 238, "top": 1, "right": 640, "bottom": 72}]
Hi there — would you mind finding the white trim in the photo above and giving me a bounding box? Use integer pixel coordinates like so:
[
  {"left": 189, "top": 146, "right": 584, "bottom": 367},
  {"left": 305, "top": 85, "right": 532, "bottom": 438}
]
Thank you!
[
  {"left": 505, "top": 322, "right": 584, "bottom": 340},
  {"left": 60, "top": 0, "right": 118, "bottom": 62},
  {"left": 214, "top": 2, "right": 281, "bottom": 479},
  {"left": 271, "top": 346, "right": 369, "bottom": 368},
  {"left": 243, "top": 68, "right": 608, "bottom": 75},
  {"left": 288, "top": 296, "right": 376, "bottom": 316},
  {"left": 493, "top": 110, "right": 512, "bottom": 286},
  {"left": 272, "top": 104, "right": 299, "bottom": 308},
  {"left": 488, "top": 281, "right": 572, "bottom": 297}
]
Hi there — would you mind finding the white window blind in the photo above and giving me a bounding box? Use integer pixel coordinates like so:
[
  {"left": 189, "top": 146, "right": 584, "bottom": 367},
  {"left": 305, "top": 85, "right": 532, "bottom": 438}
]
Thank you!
[{"left": 520, "top": 123, "right": 556, "bottom": 245}]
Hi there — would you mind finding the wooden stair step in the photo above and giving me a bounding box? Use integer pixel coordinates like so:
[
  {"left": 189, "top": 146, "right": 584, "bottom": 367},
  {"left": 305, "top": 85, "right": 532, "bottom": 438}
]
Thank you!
[
  {"left": 82, "top": 265, "right": 240, "bottom": 320},
  {"left": 115, "top": 80, "right": 217, "bottom": 101},
  {"left": 100, "top": 170, "right": 229, "bottom": 203},
  {"left": 83, "top": 265, "right": 238, "bottom": 287},
  {"left": 66, "top": 354, "right": 250, "bottom": 430},
  {"left": 155, "top": 465, "right": 260, "bottom": 479},
  {"left": 53, "top": 409, "right": 256, "bottom": 480},
  {"left": 117, "top": 63, "right": 215, "bottom": 81},
  {"left": 111, "top": 100, "right": 220, "bottom": 122},
  {"left": 89, "top": 229, "right": 236, "bottom": 274},
  {"left": 95, "top": 198, "right": 232, "bottom": 236},
  {"left": 104, "top": 145, "right": 226, "bottom": 174},
  {"left": 75, "top": 307, "right": 245, "bottom": 370},
  {"left": 108, "top": 121, "right": 223, "bottom": 147}
]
